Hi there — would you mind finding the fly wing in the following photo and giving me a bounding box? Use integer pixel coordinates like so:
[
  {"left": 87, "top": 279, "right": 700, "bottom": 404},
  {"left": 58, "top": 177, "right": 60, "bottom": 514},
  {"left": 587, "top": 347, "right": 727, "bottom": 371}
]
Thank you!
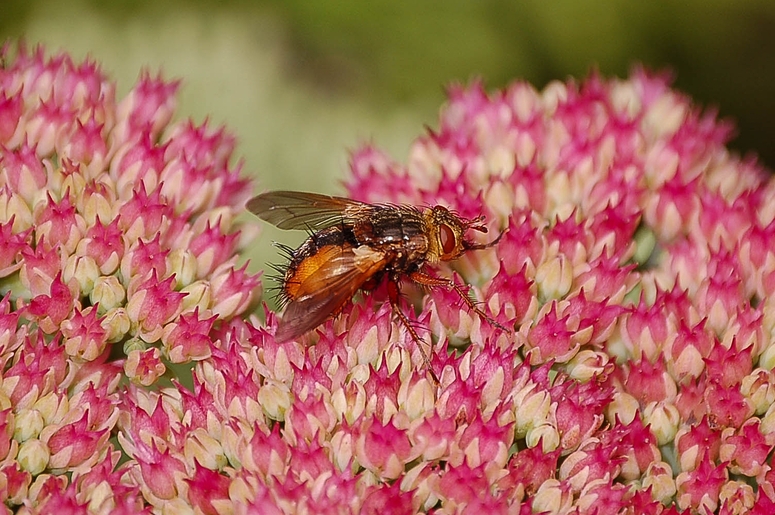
[
  {"left": 274, "top": 244, "right": 387, "bottom": 342},
  {"left": 247, "top": 191, "right": 374, "bottom": 231}
]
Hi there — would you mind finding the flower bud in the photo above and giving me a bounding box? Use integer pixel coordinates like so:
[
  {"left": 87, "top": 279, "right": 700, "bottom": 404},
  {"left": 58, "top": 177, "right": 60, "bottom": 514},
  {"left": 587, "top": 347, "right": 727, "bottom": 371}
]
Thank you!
[
  {"left": 642, "top": 401, "right": 680, "bottom": 446},
  {"left": 184, "top": 428, "right": 228, "bottom": 471},
  {"left": 14, "top": 409, "right": 44, "bottom": 442},
  {"left": 101, "top": 307, "right": 131, "bottom": 342},
  {"left": 535, "top": 253, "right": 573, "bottom": 301},
  {"left": 643, "top": 461, "right": 677, "bottom": 504},
  {"left": 124, "top": 347, "right": 166, "bottom": 386},
  {"left": 17, "top": 438, "right": 49, "bottom": 475},
  {"left": 167, "top": 249, "right": 198, "bottom": 288},
  {"left": 514, "top": 383, "right": 552, "bottom": 438},
  {"left": 605, "top": 391, "right": 640, "bottom": 426},
  {"left": 90, "top": 275, "right": 126, "bottom": 314},
  {"left": 258, "top": 380, "right": 292, "bottom": 421},
  {"left": 62, "top": 254, "right": 100, "bottom": 295},
  {"left": 180, "top": 280, "right": 212, "bottom": 313},
  {"left": 525, "top": 423, "right": 560, "bottom": 452},
  {"left": 533, "top": 478, "right": 573, "bottom": 515}
]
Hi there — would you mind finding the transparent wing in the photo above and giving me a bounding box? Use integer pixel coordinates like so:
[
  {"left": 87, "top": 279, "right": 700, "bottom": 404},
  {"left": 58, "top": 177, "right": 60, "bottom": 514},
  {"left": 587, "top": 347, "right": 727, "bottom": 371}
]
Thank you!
[
  {"left": 274, "top": 244, "right": 387, "bottom": 342},
  {"left": 247, "top": 191, "right": 374, "bottom": 231}
]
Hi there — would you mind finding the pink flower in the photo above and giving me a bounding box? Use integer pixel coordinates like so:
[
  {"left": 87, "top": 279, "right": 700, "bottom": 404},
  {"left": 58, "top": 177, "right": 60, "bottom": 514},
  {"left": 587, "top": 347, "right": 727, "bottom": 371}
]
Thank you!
[
  {"left": 526, "top": 301, "right": 584, "bottom": 363},
  {"left": 410, "top": 411, "right": 456, "bottom": 461},
  {"left": 360, "top": 481, "right": 415, "bottom": 515},
  {"left": 437, "top": 461, "right": 492, "bottom": 506},
  {"left": 247, "top": 425, "right": 290, "bottom": 480},
  {"left": 560, "top": 439, "right": 624, "bottom": 492},
  {"left": 500, "top": 441, "right": 561, "bottom": 496},
  {"left": 333, "top": 67, "right": 775, "bottom": 513},
  {"left": 600, "top": 417, "right": 661, "bottom": 481},
  {"left": 26, "top": 273, "right": 74, "bottom": 334},
  {"left": 79, "top": 218, "right": 124, "bottom": 274},
  {"left": 575, "top": 480, "right": 629, "bottom": 515},
  {"left": 60, "top": 306, "right": 108, "bottom": 360},
  {"left": 133, "top": 441, "right": 187, "bottom": 501},
  {"left": 2, "top": 463, "right": 31, "bottom": 505},
  {"left": 551, "top": 377, "right": 612, "bottom": 451},
  {"left": 619, "top": 354, "right": 677, "bottom": 405},
  {"left": 719, "top": 419, "right": 773, "bottom": 477},
  {"left": 209, "top": 262, "right": 260, "bottom": 318},
  {"left": 72, "top": 451, "right": 147, "bottom": 513},
  {"left": 675, "top": 452, "right": 728, "bottom": 512},
  {"left": 355, "top": 417, "right": 414, "bottom": 480},
  {"left": 161, "top": 307, "right": 216, "bottom": 362},
  {"left": 454, "top": 410, "right": 513, "bottom": 476},
  {"left": 124, "top": 347, "right": 166, "bottom": 386},
  {"left": 44, "top": 410, "right": 110, "bottom": 469},
  {"left": 0, "top": 218, "right": 30, "bottom": 275},
  {"left": 185, "top": 462, "right": 231, "bottom": 515}
]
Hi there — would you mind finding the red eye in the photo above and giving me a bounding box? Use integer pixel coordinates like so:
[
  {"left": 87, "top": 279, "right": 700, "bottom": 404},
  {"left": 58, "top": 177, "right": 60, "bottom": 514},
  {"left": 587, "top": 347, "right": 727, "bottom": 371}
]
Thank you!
[{"left": 440, "top": 224, "right": 456, "bottom": 254}]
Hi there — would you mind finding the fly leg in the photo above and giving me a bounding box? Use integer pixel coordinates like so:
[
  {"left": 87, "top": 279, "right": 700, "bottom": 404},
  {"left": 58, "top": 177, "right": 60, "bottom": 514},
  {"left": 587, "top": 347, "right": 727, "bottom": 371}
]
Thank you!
[
  {"left": 409, "top": 271, "right": 510, "bottom": 333},
  {"left": 387, "top": 276, "right": 440, "bottom": 385}
]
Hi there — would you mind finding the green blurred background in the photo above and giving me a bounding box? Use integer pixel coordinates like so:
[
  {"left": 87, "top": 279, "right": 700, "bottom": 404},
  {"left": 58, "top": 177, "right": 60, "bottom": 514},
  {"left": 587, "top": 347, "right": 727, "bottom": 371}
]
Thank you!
[{"left": 2, "top": 0, "right": 774, "bottom": 277}]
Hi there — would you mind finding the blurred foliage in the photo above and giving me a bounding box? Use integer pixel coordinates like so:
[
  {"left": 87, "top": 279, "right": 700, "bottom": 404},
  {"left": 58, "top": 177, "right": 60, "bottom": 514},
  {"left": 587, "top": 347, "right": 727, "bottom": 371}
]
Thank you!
[
  {"left": 2, "top": 0, "right": 774, "bottom": 168},
  {"left": 2, "top": 0, "right": 774, "bottom": 280},
  {"left": 268, "top": 0, "right": 775, "bottom": 167}
]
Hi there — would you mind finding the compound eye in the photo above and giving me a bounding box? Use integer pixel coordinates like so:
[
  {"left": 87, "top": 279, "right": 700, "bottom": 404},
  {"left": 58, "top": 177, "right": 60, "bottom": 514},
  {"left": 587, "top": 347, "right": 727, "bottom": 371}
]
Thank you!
[{"left": 440, "top": 223, "right": 456, "bottom": 255}]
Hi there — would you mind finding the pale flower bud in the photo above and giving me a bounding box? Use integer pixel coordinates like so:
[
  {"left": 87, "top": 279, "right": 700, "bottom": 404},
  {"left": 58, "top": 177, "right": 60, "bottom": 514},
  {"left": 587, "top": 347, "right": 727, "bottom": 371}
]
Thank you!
[
  {"left": 180, "top": 280, "right": 211, "bottom": 313},
  {"left": 90, "top": 275, "right": 126, "bottom": 313},
  {"left": 514, "top": 383, "right": 552, "bottom": 438},
  {"left": 566, "top": 349, "right": 611, "bottom": 382},
  {"left": 605, "top": 391, "right": 640, "bottom": 426},
  {"left": 643, "top": 461, "right": 677, "bottom": 504},
  {"left": 14, "top": 409, "right": 44, "bottom": 442},
  {"left": 740, "top": 369, "right": 775, "bottom": 416},
  {"left": 258, "top": 380, "right": 292, "bottom": 421},
  {"left": 62, "top": 254, "right": 100, "bottom": 295},
  {"left": 18, "top": 438, "right": 49, "bottom": 475},
  {"left": 535, "top": 253, "right": 573, "bottom": 301},
  {"left": 168, "top": 249, "right": 198, "bottom": 288},
  {"left": 101, "top": 307, "right": 131, "bottom": 342},
  {"left": 642, "top": 401, "right": 680, "bottom": 446},
  {"left": 533, "top": 478, "right": 573, "bottom": 515},
  {"left": 525, "top": 423, "right": 560, "bottom": 452}
]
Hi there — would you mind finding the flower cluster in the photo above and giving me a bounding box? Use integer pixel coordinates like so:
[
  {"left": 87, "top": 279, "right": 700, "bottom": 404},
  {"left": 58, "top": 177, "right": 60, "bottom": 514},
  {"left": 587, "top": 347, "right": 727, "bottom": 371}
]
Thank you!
[
  {"left": 3, "top": 43, "right": 775, "bottom": 514},
  {"left": 337, "top": 72, "right": 775, "bottom": 513},
  {"left": 0, "top": 44, "right": 258, "bottom": 512}
]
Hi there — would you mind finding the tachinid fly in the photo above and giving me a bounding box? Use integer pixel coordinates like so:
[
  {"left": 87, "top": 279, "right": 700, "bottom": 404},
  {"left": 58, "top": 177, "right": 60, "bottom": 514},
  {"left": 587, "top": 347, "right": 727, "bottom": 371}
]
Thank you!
[{"left": 247, "top": 190, "right": 507, "bottom": 383}]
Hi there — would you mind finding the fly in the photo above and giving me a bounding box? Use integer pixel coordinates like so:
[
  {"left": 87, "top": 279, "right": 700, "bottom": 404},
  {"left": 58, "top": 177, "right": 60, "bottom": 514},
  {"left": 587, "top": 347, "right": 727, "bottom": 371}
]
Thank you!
[{"left": 247, "top": 190, "right": 507, "bottom": 383}]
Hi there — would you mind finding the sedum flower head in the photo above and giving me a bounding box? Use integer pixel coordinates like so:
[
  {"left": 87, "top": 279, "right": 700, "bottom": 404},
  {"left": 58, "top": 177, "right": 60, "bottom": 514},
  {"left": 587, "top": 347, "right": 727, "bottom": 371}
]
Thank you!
[
  {"left": 219, "top": 69, "right": 775, "bottom": 513},
  {"left": 333, "top": 71, "right": 775, "bottom": 512},
  {"left": 4, "top": 43, "right": 775, "bottom": 514},
  {"left": 0, "top": 44, "right": 258, "bottom": 511}
]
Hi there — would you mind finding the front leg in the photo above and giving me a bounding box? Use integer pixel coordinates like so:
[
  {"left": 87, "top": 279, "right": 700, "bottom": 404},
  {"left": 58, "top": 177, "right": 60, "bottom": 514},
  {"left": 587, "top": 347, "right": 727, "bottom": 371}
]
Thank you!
[
  {"left": 409, "top": 271, "right": 510, "bottom": 333},
  {"left": 387, "top": 275, "right": 439, "bottom": 385}
]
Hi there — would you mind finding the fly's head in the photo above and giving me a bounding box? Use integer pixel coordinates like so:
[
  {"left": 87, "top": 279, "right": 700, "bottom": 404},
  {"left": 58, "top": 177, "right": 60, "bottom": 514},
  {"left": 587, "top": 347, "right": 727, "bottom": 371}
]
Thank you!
[{"left": 424, "top": 206, "right": 502, "bottom": 263}]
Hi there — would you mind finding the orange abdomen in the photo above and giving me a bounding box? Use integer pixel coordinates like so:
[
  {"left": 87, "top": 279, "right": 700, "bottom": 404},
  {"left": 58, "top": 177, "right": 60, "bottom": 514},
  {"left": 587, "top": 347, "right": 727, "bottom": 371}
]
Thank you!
[{"left": 283, "top": 243, "right": 351, "bottom": 301}]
